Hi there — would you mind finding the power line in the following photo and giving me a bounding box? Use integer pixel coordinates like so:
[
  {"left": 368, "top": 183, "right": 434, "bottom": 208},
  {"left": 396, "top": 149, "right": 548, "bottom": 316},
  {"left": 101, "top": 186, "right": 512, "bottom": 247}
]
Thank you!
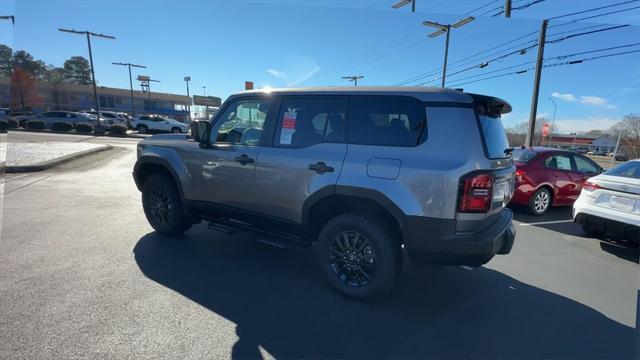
[
  {"left": 566, "top": 5, "right": 640, "bottom": 22},
  {"left": 493, "top": 0, "right": 547, "bottom": 17},
  {"left": 465, "top": 0, "right": 500, "bottom": 15},
  {"left": 448, "top": 48, "right": 640, "bottom": 87},
  {"left": 547, "top": 0, "right": 639, "bottom": 20},
  {"left": 545, "top": 24, "right": 630, "bottom": 44},
  {"left": 443, "top": 42, "right": 640, "bottom": 84}
]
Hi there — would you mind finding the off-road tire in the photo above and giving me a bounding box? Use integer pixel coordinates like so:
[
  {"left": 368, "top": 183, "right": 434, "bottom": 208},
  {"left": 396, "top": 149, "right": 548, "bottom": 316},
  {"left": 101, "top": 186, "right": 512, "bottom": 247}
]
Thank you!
[
  {"left": 316, "top": 212, "right": 402, "bottom": 300},
  {"left": 142, "top": 174, "right": 191, "bottom": 236}
]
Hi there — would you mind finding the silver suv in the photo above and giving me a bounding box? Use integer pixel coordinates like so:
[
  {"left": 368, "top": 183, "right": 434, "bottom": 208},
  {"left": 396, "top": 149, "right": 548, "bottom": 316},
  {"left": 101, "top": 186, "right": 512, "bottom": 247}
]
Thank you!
[{"left": 133, "top": 86, "right": 516, "bottom": 299}]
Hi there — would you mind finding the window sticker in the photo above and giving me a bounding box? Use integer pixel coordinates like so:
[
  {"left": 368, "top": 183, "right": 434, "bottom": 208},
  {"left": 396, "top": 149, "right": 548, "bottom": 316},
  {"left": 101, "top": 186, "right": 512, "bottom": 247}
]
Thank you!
[{"left": 280, "top": 112, "right": 297, "bottom": 145}]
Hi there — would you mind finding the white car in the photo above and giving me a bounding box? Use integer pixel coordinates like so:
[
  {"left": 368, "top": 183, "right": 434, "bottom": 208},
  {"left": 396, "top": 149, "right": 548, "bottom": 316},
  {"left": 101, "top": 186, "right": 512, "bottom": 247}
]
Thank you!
[
  {"left": 131, "top": 115, "right": 189, "bottom": 134},
  {"left": 81, "top": 111, "right": 127, "bottom": 126},
  {"left": 573, "top": 159, "right": 640, "bottom": 243}
]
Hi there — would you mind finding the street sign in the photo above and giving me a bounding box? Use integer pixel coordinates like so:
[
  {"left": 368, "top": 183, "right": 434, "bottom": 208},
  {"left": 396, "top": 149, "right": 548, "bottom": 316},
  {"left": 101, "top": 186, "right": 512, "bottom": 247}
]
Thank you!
[
  {"left": 193, "top": 95, "right": 221, "bottom": 107},
  {"left": 245, "top": 81, "right": 254, "bottom": 90},
  {"left": 542, "top": 123, "right": 549, "bottom": 137},
  {"left": 184, "top": 76, "right": 191, "bottom": 82},
  {"left": 137, "top": 75, "right": 150, "bottom": 82}
]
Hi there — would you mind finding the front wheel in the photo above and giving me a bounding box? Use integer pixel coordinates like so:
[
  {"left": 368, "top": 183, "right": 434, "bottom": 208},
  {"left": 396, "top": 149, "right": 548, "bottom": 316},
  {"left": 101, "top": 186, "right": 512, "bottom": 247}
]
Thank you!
[
  {"left": 137, "top": 125, "right": 147, "bottom": 134},
  {"left": 529, "top": 187, "right": 551, "bottom": 215},
  {"left": 142, "top": 174, "right": 191, "bottom": 236},
  {"left": 316, "top": 212, "right": 402, "bottom": 300},
  {"left": 171, "top": 127, "right": 182, "bottom": 133}
]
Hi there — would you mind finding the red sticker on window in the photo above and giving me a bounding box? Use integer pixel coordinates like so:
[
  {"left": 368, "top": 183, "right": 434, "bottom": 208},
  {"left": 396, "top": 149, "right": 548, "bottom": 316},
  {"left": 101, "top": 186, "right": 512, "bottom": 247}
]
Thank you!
[{"left": 282, "top": 112, "right": 297, "bottom": 129}]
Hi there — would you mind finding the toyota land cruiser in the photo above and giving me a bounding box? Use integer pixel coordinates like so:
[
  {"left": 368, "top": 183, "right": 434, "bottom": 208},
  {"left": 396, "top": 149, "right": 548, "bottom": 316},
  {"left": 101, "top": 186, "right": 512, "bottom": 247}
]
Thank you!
[{"left": 133, "top": 86, "right": 516, "bottom": 299}]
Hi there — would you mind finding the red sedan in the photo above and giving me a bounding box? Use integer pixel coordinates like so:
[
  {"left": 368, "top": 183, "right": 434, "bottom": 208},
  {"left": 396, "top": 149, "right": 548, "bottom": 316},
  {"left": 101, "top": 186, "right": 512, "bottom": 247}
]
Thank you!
[{"left": 510, "top": 147, "right": 604, "bottom": 215}]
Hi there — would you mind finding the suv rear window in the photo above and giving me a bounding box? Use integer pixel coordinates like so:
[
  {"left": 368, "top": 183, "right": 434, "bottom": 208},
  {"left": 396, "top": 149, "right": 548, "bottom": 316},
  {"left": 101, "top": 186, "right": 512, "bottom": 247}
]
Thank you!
[
  {"left": 275, "top": 97, "right": 347, "bottom": 147},
  {"left": 512, "top": 149, "right": 537, "bottom": 162},
  {"left": 347, "top": 96, "right": 426, "bottom": 147},
  {"left": 604, "top": 161, "right": 640, "bottom": 179},
  {"left": 478, "top": 114, "right": 510, "bottom": 159}
]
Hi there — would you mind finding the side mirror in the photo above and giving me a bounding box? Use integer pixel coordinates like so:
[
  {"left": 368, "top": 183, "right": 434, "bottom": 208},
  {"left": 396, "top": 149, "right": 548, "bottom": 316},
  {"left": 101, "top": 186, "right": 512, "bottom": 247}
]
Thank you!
[{"left": 190, "top": 120, "right": 209, "bottom": 142}]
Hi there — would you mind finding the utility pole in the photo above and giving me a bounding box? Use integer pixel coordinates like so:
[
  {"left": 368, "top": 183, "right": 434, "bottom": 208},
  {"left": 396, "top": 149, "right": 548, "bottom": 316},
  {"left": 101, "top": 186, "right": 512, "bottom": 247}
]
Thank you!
[
  {"left": 391, "top": 0, "right": 415, "bottom": 12},
  {"left": 112, "top": 62, "right": 146, "bottom": 117},
  {"left": 525, "top": 19, "right": 548, "bottom": 147},
  {"left": 184, "top": 76, "right": 191, "bottom": 121},
  {"left": 547, "top": 97, "right": 556, "bottom": 147},
  {"left": 59, "top": 29, "right": 115, "bottom": 129},
  {"left": 610, "top": 131, "right": 622, "bottom": 167},
  {"left": 342, "top": 75, "right": 364, "bottom": 86},
  {"left": 505, "top": 0, "right": 512, "bottom": 18},
  {"left": 423, "top": 17, "right": 475, "bottom": 88}
]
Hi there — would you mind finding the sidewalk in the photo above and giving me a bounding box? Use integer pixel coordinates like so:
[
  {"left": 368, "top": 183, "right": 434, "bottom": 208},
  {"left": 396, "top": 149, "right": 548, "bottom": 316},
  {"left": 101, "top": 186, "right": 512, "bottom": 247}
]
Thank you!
[
  {"left": 5, "top": 142, "right": 112, "bottom": 173},
  {"left": 8, "top": 127, "right": 151, "bottom": 139}
]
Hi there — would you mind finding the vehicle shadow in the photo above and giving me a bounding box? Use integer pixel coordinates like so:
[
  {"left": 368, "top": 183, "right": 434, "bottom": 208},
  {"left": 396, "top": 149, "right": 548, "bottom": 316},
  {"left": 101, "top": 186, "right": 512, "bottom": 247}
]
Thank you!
[
  {"left": 511, "top": 205, "right": 573, "bottom": 223},
  {"left": 600, "top": 240, "right": 640, "bottom": 264},
  {"left": 133, "top": 226, "right": 637, "bottom": 359}
]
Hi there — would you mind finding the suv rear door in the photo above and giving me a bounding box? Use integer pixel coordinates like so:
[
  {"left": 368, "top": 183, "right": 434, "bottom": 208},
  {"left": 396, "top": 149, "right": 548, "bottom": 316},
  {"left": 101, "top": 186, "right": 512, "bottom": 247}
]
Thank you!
[{"left": 253, "top": 96, "right": 348, "bottom": 223}]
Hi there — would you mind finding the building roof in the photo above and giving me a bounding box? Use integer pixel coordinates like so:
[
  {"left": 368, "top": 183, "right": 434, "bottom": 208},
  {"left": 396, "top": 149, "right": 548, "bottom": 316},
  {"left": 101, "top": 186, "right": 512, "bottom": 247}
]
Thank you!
[{"left": 0, "top": 77, "right": 192, "bottom": 104}]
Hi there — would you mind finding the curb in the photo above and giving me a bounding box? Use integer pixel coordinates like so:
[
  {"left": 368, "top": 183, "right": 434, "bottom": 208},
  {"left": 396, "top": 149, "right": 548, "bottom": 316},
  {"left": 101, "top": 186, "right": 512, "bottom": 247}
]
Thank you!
[
  {"left": 7, "top": 128, "right": 150, "bottom": 139},
  {"left": 5, "top": 145, "right": 113, "bottom": 173}
]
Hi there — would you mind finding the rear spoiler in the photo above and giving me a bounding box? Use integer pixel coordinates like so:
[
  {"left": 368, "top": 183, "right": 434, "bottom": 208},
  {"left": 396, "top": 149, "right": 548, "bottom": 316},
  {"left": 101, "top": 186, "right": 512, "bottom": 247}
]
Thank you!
[{"left": 467, "top": 93, "right": 512, "bottom": 116}]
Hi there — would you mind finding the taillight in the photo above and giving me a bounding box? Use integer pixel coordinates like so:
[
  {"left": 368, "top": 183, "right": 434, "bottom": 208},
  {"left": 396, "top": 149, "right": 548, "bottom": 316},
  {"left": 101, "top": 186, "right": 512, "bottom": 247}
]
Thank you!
[
  {"left": 515, "top": 168, "right": 526, "bottom": 183},
  {"left": 458, "top": 173, "right": 494, "bottom": 213},
  {"left": 583, "top": 180, "right": 601, "bottom": 192}
]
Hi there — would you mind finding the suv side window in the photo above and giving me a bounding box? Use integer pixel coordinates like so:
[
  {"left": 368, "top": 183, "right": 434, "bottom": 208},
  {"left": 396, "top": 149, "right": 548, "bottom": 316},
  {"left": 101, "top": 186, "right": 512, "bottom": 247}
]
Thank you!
[
  {"left": 347, "top": 96, "right": 426, "bottom": 147},
  {"left": 573, "top": 155, "right": 599, "bottom": 174},
  {"left": 544, "top": 154, "right": 572, "bottom": 171},
  {"left": 274, "top": 97, "right": 347, "bottom": 147},
  {"left": 211, "top": 99, "right": 270, "bottom": 146}
]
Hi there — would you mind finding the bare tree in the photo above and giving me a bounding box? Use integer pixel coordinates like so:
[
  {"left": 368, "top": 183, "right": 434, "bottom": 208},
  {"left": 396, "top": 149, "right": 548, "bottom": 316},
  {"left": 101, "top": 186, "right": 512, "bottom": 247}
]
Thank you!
[{"left": 611, "top": 113, "right": 640, "bottom": 158}]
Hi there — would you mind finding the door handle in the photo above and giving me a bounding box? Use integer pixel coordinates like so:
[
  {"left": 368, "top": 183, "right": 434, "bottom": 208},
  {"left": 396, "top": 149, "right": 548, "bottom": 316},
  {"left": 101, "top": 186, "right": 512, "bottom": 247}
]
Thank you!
[
  {"left": 234, "top": 154, "right": 254, "bottom": 165},
  {"left": 308, "top": 161, "right": 334, "bottom": 174}
]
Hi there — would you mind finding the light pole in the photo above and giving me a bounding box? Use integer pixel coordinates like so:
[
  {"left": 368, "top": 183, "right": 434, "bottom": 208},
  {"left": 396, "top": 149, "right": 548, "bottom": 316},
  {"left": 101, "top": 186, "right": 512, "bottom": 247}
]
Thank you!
[
  {"left": 392, "top": 0, "right": 415, "bottom": 12},
  {"left": 0, "top": 15, "right": 14, "bottom": 25},
  {"left": 59, "top": 28, "right": 115, "bottom": 128},
  {"left": 184, "top": 76, "right": 191, "bottom": 121},
  {"left": 202, "top": 86, "right": 206, "bottom": 96},
  {"left": 422, "top": 17, "right": 475, "bottom": 87},
  {"left": 547, "top": 97, "right": 556, "bottom": 147},
  {"left": 112, "top": 62, "right": 146, "bottom": 117},
  {"left": 342, "top": 75, "right": 363, "bottom": 86}
]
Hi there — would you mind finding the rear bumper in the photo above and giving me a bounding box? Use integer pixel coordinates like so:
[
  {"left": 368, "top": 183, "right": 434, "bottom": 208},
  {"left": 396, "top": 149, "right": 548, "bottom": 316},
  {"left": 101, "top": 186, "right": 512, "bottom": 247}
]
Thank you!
[
  {"left": 573, "top": 197, "right": 639, "bottom": 241},
  {"left": 404, "top": 209, "right": 516, "bottom": 265}
]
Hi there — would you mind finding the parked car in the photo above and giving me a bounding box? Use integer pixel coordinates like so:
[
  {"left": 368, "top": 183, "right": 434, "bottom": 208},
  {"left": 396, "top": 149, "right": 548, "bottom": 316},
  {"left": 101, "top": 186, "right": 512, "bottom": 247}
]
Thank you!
[
  {"left": 608, "top": 152, "right": 629, "bottom": 161},
  {"left": 35, "top": 111, "right": 99, "bottom": 128},
  {"left": 510, "top": 147, "right": 604, "bottom": 215},
  {"left": 131, "top": 115, "right": 188, "bottom": 133},
  {"left": 81, "top": 110, "right": 126, "bottom": 126},
  {"left": 133, "top": 86, "right": 517, "bottom": 299},
  {"left": 573, "top": 159, "right": 639, "bottom": 244},
  {"left": 10, "top": 111, "right": 37, "bottom": 128},
  {"left": 0, "top": 107, "right": 9, "bottom": 120}
]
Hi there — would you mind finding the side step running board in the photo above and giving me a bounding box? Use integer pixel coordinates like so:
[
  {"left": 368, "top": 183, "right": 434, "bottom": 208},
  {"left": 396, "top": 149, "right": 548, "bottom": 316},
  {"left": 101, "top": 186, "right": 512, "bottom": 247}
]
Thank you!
[{"left": 207, "top": 218, "right": 306, "bottom": 248}]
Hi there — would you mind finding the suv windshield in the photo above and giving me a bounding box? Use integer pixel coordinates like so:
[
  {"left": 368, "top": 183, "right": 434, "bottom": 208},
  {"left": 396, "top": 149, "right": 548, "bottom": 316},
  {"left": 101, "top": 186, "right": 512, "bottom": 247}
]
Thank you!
[
  {"left": 478, "top": 114, "right": 510, "bottom": 159},
  {"left": 603, "top": 161, "right": 640, "bottom": 179},
  {"left": 512, "top": 149, "right": 537, "bottom": 162}
]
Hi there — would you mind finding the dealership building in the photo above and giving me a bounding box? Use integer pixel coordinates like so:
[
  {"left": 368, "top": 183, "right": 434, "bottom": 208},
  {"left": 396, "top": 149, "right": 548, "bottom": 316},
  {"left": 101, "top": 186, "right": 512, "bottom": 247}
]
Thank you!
[{"left": 0, "top": 77, "right": 194, "bottom": 121}]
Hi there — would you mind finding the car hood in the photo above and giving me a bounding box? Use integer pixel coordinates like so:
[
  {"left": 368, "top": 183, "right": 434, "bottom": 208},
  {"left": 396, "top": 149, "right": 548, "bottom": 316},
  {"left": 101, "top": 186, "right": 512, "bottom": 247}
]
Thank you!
[{"left": 140, "top": 133, "right": 188, "bottom": 144}]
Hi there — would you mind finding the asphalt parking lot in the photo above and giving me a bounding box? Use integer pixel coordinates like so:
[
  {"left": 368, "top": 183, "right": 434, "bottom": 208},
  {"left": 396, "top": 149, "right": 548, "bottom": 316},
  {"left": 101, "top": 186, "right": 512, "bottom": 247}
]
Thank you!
[{"left": 1, "top": 132, "right": 638, "bottom": 359}]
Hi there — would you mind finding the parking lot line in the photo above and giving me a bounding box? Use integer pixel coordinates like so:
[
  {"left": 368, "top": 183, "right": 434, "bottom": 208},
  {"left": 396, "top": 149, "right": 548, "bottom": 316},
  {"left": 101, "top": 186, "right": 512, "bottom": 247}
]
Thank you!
[{"left": 519, "top": 219, "right": 574, "bottom": 226}]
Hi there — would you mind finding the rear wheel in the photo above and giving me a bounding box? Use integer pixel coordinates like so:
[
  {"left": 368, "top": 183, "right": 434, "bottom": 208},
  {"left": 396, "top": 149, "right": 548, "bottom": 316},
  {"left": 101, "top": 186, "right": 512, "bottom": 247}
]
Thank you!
[
  {"left": 316, "top": 212, "right": 402, "bottom": 300},
  {"left": 142, "top": 174, "right": 191, "bottom": 236},
  {"left": 137, "top": 124, "right": 148, "bottom": 134},
  {"left": 529, "top": 187, "right": 551, "bottom": 215},
  {"left": 171, "top": 127, "right": 182, "bottom": 133}
]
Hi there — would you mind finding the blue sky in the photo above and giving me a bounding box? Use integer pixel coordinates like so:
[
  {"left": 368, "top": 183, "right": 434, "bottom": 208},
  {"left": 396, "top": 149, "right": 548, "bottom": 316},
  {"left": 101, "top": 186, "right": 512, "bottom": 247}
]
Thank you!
[{"left": 2, "top": 0, "right": 639, "bottom": 132}]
